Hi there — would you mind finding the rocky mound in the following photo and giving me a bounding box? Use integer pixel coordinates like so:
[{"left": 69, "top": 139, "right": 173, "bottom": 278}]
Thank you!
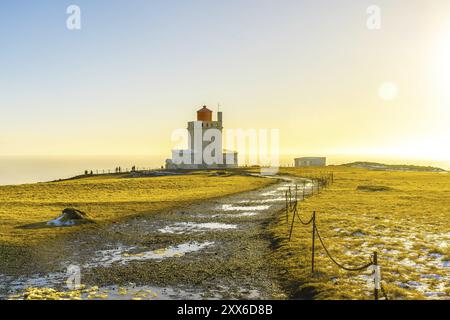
[
  {"left": 47, "top": 208, "right": 93, "bottom": 227},
  {"left": 342, "top": 162, "right": 445, "bottom": 172}
]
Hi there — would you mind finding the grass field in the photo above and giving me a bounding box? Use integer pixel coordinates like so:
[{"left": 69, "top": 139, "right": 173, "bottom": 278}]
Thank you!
[
  {"left": 270, "top": 166, "right": 450, "bottom": 300},
  {"left": 2, "top": 166, "right": 449, "bottom": 300},
  {"left": 0, "top": 172, "right": 272, "bottom": 248}
]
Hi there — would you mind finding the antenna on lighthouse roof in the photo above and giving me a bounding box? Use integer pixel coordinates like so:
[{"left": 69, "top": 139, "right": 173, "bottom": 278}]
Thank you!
[{"left": 217, "top": 103, "right": 223, "bottom": 123}]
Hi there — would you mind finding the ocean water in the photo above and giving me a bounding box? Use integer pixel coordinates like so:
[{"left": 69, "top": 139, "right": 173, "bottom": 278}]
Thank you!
[
  {"left": 0, "top": 155, "right": 166, "bottom": 186},
  {"left": 0, "top": 155, "right": 448, "bottom": 186}
]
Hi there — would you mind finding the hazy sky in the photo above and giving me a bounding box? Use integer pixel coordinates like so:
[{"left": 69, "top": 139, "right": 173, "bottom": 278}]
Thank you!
[{"left": 1, "top": 0, "right": 449, "bottom": 165}]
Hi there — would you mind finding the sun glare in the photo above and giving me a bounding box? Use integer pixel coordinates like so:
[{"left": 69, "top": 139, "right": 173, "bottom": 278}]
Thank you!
[
  {"left": 434, "top": 26, "right": 450, "bottom": 101},
  {"left": 378, "top": 82, "right": 399, "bottom": 101}
]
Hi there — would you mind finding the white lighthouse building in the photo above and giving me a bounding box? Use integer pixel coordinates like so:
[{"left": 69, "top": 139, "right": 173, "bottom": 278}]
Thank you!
[{"left": 165, "top": 106, "right": 238, "bottom": 170}]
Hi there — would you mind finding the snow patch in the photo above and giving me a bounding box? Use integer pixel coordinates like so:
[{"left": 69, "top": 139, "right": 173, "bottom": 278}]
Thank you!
[{"left": 46, "top": 215, "right": 76, "bottom": 227}]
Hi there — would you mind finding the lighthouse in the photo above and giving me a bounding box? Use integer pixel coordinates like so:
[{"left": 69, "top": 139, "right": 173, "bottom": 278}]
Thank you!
[
  {"left": 166, "top": 106, "right": 238, "bottom": 169},
  {"left": 188, "top": 106, "right": 223, "bottom": 160}
]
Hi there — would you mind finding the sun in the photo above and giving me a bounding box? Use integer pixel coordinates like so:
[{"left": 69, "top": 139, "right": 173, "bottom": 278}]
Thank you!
[{"left": 378, "top": 82, "right": 399, "bottom": 101}]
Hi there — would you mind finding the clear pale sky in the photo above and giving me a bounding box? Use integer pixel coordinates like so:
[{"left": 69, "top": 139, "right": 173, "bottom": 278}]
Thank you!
[{"left": 1, "top": 0, "right": 449, "bottom": 167}]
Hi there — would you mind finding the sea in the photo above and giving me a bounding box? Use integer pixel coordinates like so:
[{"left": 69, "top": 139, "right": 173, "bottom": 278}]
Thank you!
[
  {"left": 0, "top": 155, "right": 448, "bottom": 186},
  {"left": 0, "top": 155, "right": 166, "bottom": 186}
]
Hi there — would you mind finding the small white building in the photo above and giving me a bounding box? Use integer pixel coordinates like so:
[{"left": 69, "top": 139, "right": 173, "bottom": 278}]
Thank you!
[{"left": 294, "top": 157, "right": 326, "bottom": 167}]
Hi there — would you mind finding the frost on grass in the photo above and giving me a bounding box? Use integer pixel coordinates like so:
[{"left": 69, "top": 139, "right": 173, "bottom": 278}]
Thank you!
[{"left": 273, "top": 167, "right": 450, "bottom": 300}]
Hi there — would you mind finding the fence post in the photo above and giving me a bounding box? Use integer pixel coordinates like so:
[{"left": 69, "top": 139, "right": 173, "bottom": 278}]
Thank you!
[
  {"left": 289, "top": 186, "right": 292, "bottom": 210},
  {"left": 303, "top": 181, "right": 306, "bottom": 200},
  {"left": 312, "top": 211, "right": 316, "bottom": 274},
  {"left": 285, "top": 191, "right": 289, "bottom": 223},
  {"left": 289, "top": 206, "right": 296, "bottom": 241},
  {"left": 374, "top": 251, "right": 379, "bottom": 300}
]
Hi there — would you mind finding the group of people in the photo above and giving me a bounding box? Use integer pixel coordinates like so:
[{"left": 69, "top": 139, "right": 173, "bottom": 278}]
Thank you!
[{"left": 83, "top": 166, "right": 139, "bottom": 176}]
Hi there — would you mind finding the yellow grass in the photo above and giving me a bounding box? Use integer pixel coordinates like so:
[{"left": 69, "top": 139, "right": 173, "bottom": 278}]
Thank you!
[
  {"left": 271, "top": 166, "right": 450, "bottom": 300},
  {"left": 0, "top": 172, "right": 271, "bottom": 247}
]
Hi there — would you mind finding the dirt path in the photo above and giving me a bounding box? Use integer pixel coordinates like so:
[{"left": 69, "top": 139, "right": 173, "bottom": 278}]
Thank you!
[{"left": 0, "top": 175, "right": 311, "bottom": 300}]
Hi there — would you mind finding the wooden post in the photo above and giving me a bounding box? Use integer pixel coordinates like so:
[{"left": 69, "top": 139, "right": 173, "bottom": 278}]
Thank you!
[
  {"left": 312, "top": 211, "right": 316, "bottom": 274},
  {"left": 288, "top": 186, "right": 292, "bottom": 210},
  {"left": 374, "top": 251, "right": 379, "bottom": 300},
  {"left": 285, "top": 191, "right": 289, "bottom": 223},
  {"left": 289, "top": 207, "right": 296, "bottom": 241},
  {"left": 302, "top": 180, "right": 305, "bottom": 200}
]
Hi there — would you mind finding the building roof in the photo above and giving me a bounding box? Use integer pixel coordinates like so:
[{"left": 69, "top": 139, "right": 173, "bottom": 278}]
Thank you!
[{"left": 197, "top": 106, "right": 212, "bottom": 113}]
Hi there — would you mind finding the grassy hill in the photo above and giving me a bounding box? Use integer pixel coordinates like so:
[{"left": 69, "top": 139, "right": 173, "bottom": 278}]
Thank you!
[
  {"left": 342, "top": 161, "right": 446, "bottom": 172},
  {"left": 270, "top": 166, "right": 450, "bottom": 300},
  {"left": 0, "top": 172, "right": 272, "bottom": 247}
]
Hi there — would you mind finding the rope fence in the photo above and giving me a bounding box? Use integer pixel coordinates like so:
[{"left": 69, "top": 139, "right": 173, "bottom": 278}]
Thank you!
[{"left": 283, "top": 173, "right": 389, "bottom": 300}]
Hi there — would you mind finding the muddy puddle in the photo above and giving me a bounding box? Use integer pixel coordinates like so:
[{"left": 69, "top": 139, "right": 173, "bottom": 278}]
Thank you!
[
  {"left": 84, "top": 241, "right": 215, "bottom": 268},
  {"left": 1, "top": 241, "right": 216, "bottom": 299},
  {"left": 1, "top": 272, "right": 69, "bottom": 298},
  {"left": 193, "top": 212, "right": 259, "bottom": 219},
  {"left": 238, "top": 198, "right": 286, "bottom": 204},
  {"left": 260, "top": 190, "right": 279, "bottom": 197},
  {"left": 7, "top": 282, "right": 263, "bottom": 300},
  {"left": 220, "top": 204, "right": 271, "bottom": 211},
  {"left": 158, "top": 222, "right": 237, "bottom": 234},
  {"left": 7, "top": 284, "right": 209, "bottom": 300}
]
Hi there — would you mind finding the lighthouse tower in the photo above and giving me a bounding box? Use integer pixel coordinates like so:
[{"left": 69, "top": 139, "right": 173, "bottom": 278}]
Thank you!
[
  {"left": 165, "top": 106, "right": 237, "bottom": 169},
  {"left": 187, "top": 106, "right": 223, "bottom": 161}
]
